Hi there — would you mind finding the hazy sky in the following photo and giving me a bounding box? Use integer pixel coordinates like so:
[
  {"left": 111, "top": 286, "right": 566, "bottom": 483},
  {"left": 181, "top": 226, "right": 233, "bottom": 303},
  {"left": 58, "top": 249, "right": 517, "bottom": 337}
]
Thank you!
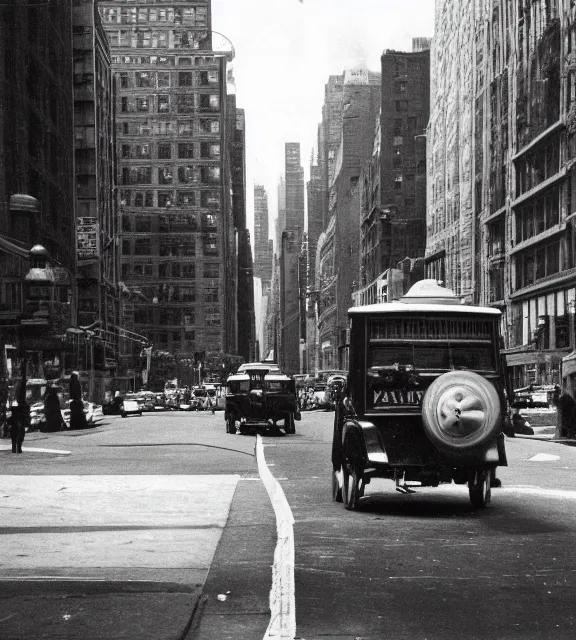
[{"left": 211, "top": 0, "right": 436, "bottom": 237}]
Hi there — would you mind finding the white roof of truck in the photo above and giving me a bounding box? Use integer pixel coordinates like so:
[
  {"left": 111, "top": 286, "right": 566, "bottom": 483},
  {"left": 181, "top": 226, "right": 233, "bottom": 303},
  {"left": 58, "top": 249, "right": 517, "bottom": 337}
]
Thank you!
[{"left": 349, "top": 280, "right": 501, "bottom": 317}]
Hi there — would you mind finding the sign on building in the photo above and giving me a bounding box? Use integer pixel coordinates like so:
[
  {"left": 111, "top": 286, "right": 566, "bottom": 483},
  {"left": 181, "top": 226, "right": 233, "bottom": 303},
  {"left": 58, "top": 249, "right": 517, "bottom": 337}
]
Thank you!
[{"left": 77, "top": 217, "right": 99, "bottom": 260}]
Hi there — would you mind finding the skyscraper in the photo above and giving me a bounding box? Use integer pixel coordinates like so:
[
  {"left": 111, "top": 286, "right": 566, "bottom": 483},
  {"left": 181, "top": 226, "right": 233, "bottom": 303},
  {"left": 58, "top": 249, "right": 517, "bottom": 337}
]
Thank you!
[
  {"left": 100, "top": 1, "right": 235, "bottom": 360},
  {"left": 253, "top": 185, "right": 273, "bottom": 288},
  {"left": 284, "top": 143, "right": 305, "bottom": 242}
]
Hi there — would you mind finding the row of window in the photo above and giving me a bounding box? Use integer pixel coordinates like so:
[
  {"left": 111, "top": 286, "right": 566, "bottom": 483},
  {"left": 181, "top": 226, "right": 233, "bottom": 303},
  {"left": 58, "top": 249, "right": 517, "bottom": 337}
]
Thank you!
[
  {"left": 122, "top": 212, "right": 218, "bottom": 233},
  {"left": 119, "top": 70, "right": 218, "bottom": 89},
  {"left": 122, "top": 235, "right": 218, "bottom": 256},
  {"left": 515, "top": 135, "right": 560, "bottom": 196},
  {"left": 124, "top": 261, "right": 219, "bottom": 280},
  {"left": 119, "top": 189, "right": 220, "bottom": 208},
  {"left": 117, "top": 118, "right": 220, "bottom": 137},
  {"left": 120, "top": 94, "right": 219, "bottom": 114},
  {"left": 111, "top": 55, "right": 217, "bottom": 67},
  {"left": 120, "top": 165, "right": 220, "bottom": 186},
  {"left": 121, "top": 142, "right": 220, "bottom": 160},
  {"left": 102, "top": 6, "right": 208, "bottom": 26},
  {"left": 515, "top": 188, "right": 560, "bottom": 244},
  {"left": 108, "top": 29, "right": 208, "bottom": 50},
  {"left": 514, "top": 239, "right": 561, "bottom": 290}
]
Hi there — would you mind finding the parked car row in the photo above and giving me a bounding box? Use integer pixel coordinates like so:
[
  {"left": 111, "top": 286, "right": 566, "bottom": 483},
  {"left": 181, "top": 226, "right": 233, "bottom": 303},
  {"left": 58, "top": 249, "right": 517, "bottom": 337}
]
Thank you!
[{"left": 101, "top": 386, "right": 222, "bottom": 416}]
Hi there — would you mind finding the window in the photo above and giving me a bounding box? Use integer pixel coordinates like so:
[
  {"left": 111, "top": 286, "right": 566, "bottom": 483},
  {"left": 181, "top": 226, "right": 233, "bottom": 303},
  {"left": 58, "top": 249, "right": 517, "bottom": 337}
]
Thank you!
[
  {"left": 178, "top": 165, "right": 199, "bottom": 183},
  {"left": 201, "top": 191, "right": 220, "bottom": 208},
  {"left": 158, "top": 191, "right": 173, "bottom": 207},
  {"left": 121, "top": 97, "right": 128, "bottom": 112},
  {"left": 158, "top": 167, "right": 173, "bottom": 184},
  {"left": 119, "top": 73, "right": 129, "bottom": 88},
  {"left": 135, "top": 216, "right": 151, "bottom": 232},
  {"left": 122, "top": 215, "right": 131, "bottom": 232},
  {"left": 134, "top": 239, "right": 151, "bottom": 255},
  {"left": 158, "top": 95, "right": 169, "bottom": 113},
  {"left": 202, "top": 166, "right": 220, "bottom": 183},
  {"left": 515, "top": 239, "right": 563, "bottom": 290},
  {"left": 203, "top": 263, "right": 219, "bottom": 278},
  {"left": 200, "top": 94, "right": 219, "bottom": 111},
  {"left": 135, "top": 72, "right": 153, "bottom": 88},
  {"left": 157, "top": 143, "right": 171, "bottom": 159},
  {"left": 136, "top": 97, "right": 150, "bottom": 112},
  {"left": 177, "top": 95, "right": 195, "bottom": 113},
  {"left": 200, "top": 119, "right": 219, "bottom": 134},
  {"left": 178, "top": 120, "right": 193, "bottom": 136},
  {"left": 203, "top": 213, "right": 217, "bottom": 229},
  {"left": 121, "top": 144, "right": 131, "bottom": 159},
  {"left": 515, "top": 188, "right": 560, "bottom": 244},
  {"left": 204, "top": 288, "right": 219, "bottom": 303},
  {"left": 122, "top": 239, "right": 131, "bottom": 255},
  {"left": 176, "top": 190, "right": 195, "bottom": 205},
  {"left": 182, "top": 264, "right": 195, "bottom": 278},
  {"left": 135, "top": 144, "right": 150, "bottom": 158},
  {"left": 179, "top": 72, "right": 193, "bottom": 87},
  {"left": 178, "top": 143, "right": 195, "bottom": 158},
  {"left": 157, "top": 72, "right": 170, "bottom": 88}
]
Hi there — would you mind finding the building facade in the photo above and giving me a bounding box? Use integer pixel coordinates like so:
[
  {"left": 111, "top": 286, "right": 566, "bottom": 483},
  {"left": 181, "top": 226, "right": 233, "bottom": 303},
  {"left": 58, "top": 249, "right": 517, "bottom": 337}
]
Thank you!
[
  {"left": 315, "top": 70, "right": 381, "bottom": 370},
  {"left": 253, "top": 185, "right": 273, "bottom": 289},
  {"left": 427, "top": 0, "right": 576, "bottom": 388},
  {"left": 73, "top": 0, "right": 119, "bottom": 399},
  {"left": 284, "top": 143, "right": 305, "bottom": 241},
  {"left": 100, "top": 0, "right": 236, "bottom": 361},
  {"left": 0, "top": 0, "right": 77, "bottom": 406},
  {"left": 357, "top": 46, "right": 430, "bottom": 304}
]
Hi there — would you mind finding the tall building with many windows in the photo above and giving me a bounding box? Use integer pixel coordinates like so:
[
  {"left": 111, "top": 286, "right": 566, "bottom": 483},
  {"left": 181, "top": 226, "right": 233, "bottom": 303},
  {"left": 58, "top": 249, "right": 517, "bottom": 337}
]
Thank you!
[
  {"left": 284, "top": 143, "right": 305, "bottom": 242},
  {"left": 100, "top": 1, "right": 236, "bottom": 359},
  {"left": 253, "top": 185, "right": 273, "bottom": 289}
]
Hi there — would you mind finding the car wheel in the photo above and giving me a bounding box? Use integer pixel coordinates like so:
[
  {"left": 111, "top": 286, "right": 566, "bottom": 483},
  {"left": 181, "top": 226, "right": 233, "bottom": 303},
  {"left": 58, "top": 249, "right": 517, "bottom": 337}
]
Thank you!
[
  {"left": 226, "top": 413, "right": 237, "bottom": 434},
  {"left": 468, "top": 468, "right": 491, "bottom": 508},
  {"left": 285, "top": 413, "right": 296, "bottom": 435},
  {"left": 421, "top": 371, "right": 501, "bottom": 454},
  {"left": 342, "top": 431, "right": 364, "bottom": 510},
  {"left": 121, "top": 411, "right": 127, "bottom": 418},
  {"left": 332, "top": 467, "right": 343, "bottom": 503}
]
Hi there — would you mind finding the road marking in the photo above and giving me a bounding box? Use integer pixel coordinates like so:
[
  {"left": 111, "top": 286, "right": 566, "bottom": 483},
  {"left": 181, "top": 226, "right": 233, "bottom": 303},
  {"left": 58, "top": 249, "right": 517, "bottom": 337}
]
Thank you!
[
  {"left": 0, "top": 445, "right": 71, "bottom": 455},
  {"left": 528, "top": 453, "right": 560, "bottom": 462},
  {"left": 255, "top": 435, "right": 296, "bottom": 640},
  {"left": 502, "top": 486, "right": 576, "bottom": 499}
]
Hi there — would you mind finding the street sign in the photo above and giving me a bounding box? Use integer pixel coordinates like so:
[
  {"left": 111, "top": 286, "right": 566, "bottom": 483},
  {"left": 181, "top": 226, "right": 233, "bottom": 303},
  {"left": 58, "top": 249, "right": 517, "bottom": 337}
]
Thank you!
[{"left": 77, "top": 217, "right": 99, "bottom": 260}]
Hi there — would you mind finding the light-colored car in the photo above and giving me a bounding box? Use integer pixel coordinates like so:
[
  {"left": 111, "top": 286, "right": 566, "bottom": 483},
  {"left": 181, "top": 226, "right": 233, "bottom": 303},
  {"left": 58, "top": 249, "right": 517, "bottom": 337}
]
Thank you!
[{"left": 120, "top": 394, "right": 143, "bottom": 417}]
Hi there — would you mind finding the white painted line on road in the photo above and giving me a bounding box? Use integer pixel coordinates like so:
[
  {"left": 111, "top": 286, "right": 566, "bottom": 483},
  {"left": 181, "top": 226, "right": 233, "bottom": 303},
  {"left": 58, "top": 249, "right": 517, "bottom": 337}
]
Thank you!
[
  {"left": 0, "top": 445, "right": 71, "bottom": 455},
  {"left": 528, "top": 453, "right": 560, "bottom": 462},
  {"left": 502, "top": 487, "right": 576, "bottom": 499},
  {"left": 256, "top": 435, "right": 296, "bottom": 640}
]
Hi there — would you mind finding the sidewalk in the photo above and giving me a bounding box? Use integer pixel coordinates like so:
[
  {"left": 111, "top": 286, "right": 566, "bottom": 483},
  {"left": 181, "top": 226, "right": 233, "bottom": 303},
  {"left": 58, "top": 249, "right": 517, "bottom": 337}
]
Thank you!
[
  {"left": 514, "top": 425, "right": 576, "bottom": 446},
  {"left": 0, "top": 579, "right": 202, "bottom": 640}
]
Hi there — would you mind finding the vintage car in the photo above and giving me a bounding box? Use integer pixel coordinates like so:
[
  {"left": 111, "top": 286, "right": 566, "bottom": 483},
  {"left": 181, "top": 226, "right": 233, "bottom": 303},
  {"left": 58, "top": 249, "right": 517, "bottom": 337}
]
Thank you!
[
  {"left": 332, "top": 280, "right": 508, "bottom": 510},
  {"left": 103, "top": 394, "right": 142, "bottom": 417},
  {"left": 225, "top": 369, "right": 301, "bottom": 435}
]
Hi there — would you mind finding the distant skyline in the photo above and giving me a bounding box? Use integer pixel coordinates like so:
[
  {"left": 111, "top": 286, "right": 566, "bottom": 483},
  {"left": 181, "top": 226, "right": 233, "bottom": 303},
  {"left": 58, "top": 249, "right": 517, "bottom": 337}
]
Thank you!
[{"left": 211, "top": 0, "right": 435, "bottom": 239}]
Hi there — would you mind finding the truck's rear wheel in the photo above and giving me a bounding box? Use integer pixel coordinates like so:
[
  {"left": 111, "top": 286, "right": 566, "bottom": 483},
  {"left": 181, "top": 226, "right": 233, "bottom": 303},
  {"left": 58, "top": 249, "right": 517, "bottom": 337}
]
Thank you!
[
  {"left": 226, "top": 413, "right": 237, "bottom": 434},
  {"left": 422, "top": 371, "right": 501, "bottom": 454},
  {"left": 468, "top": 468, "right": 491, "bottom": 508}
]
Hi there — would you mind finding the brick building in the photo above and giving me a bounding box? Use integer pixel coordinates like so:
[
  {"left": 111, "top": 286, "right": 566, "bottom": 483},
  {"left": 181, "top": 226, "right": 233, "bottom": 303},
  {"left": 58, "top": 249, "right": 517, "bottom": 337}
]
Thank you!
[
  {"left": 100, "top": 0, "right": 237, "bottom": 360},
  {"left": 356, "top": 45, "right": 430, "bottom": 305},
  {"left": 73, "top": 0, "right": 119, "bottom": 398},
  {"left": 315, "top": 69, "right": 381, "bottom": 369}
]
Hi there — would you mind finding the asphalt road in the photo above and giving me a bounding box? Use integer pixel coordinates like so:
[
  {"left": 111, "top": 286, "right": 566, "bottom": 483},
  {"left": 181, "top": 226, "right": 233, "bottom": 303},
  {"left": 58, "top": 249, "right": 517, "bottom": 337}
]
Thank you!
[{"left": 2, "top": 410, "right": 576, "bottom": 639}]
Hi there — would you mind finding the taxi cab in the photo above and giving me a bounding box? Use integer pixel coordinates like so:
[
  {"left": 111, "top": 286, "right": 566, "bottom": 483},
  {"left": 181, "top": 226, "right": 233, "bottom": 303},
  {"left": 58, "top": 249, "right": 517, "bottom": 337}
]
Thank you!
[{"left": 332, "top": 280, "right": 508, "bottom": 510}]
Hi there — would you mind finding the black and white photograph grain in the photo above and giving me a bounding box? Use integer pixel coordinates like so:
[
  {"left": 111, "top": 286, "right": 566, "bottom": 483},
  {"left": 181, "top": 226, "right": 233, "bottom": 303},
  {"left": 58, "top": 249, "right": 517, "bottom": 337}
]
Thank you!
[{"left": 1, "top": 1, "right": 576, "bottom": 639}]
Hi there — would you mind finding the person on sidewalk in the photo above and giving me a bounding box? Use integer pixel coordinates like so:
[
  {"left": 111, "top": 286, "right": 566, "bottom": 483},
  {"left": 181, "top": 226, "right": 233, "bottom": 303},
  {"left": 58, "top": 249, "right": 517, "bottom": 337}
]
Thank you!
[
  {"left": 8, "top": 405, "right": 26, "bottom": 453},
  {"left": 44, "top": 387, "right": 64, "bottom": 432}
]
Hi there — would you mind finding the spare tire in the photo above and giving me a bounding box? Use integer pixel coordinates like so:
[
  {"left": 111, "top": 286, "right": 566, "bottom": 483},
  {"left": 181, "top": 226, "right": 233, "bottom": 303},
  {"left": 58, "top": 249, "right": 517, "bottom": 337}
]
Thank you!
[{"left": 422, "top": 371, "right": 501, "bottom": 454}]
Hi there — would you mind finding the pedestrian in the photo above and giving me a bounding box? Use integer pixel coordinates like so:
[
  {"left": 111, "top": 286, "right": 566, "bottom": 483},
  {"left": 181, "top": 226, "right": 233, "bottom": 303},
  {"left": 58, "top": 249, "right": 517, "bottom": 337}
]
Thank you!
[
  {"left": 8, "top": 405, "right": 26, "bottom": 453},
  {"left": 44, "top": 386, "right": 64, "bottom": 432},
  {"left": 208, "top": 394, "right": 215, "bottom": 414}
]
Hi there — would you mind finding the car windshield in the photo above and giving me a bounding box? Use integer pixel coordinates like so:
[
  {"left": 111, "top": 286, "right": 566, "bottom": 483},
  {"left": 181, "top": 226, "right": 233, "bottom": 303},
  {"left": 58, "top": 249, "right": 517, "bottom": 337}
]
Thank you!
[{"left": 193, "top": 390, "right": 207, "bottom": 397}]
